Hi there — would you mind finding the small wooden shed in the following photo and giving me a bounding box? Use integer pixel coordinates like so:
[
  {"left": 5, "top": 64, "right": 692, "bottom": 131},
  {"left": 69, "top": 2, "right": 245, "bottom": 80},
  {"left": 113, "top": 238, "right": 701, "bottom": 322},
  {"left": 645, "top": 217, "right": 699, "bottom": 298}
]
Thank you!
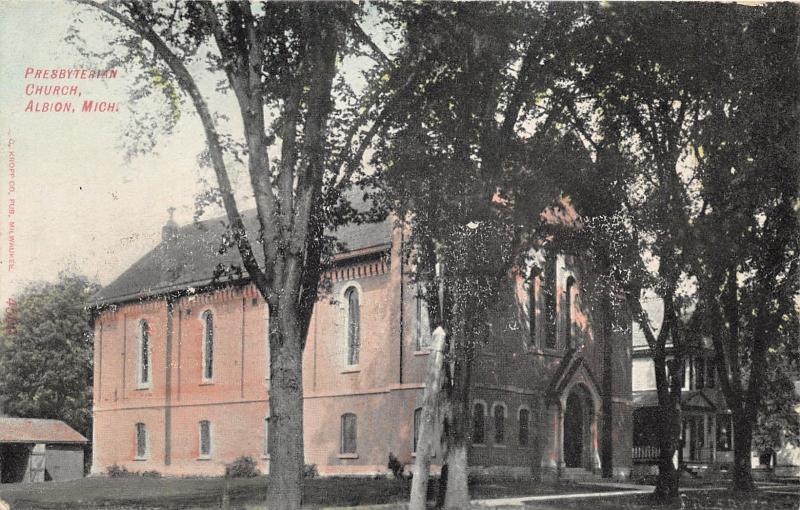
[{"left": 0, "top": 417, "right": 87, "bottom": 483}]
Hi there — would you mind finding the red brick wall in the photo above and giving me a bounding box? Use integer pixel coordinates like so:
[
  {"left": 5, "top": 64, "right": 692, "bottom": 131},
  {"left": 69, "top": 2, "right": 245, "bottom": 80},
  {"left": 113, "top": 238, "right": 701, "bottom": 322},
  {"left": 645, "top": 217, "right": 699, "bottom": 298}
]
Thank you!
[{"left": 91, "top": 230, "right": 631, "bottom": 477}]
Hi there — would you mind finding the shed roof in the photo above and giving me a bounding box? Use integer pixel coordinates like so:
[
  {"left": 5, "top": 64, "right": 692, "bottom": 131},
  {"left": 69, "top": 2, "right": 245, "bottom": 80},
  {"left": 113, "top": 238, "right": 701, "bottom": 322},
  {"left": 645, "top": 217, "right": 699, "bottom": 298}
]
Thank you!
[
  {"left": 91, "top": 208, "right": 392, "bottom": 306},
  {"left": 0, "top": 418, "right": 88, "bottom": 444}
]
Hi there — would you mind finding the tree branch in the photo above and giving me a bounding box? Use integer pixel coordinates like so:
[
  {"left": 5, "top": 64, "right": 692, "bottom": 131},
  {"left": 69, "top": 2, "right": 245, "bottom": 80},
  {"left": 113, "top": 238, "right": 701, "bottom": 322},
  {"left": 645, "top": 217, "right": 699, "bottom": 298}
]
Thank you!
[{"left": 75, "top": 0, "right": 271, "bottom": 299}]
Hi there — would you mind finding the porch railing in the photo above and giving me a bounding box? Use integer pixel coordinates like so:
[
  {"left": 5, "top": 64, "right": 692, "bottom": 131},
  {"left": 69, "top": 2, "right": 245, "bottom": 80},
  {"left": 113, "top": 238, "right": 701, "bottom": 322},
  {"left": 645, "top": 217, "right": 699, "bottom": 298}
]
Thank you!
[{"left": 632, "top": 445, "right": 660, "bottom": 463}]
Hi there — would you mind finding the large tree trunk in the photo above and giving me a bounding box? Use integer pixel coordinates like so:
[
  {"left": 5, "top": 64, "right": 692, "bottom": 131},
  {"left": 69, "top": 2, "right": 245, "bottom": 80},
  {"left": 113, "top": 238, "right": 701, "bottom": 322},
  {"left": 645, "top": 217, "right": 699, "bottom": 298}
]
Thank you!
[
  {"left": 444, "top": 322, "right": 473, "bottom": 509},
  {"left": 652, "top": 357, "right": 682, "bottom": 502},
  {"left": 653, "top": 405, "right": 680, "bottom": 501},
  {"left": 409, "top": 328, "right": 447, "bottom": 510},
  {"left": 732, "top": 410, "right": 755, "bottom": 492},
  {"left": 267, "top": 304, "right": 305, "bottom": 510}
]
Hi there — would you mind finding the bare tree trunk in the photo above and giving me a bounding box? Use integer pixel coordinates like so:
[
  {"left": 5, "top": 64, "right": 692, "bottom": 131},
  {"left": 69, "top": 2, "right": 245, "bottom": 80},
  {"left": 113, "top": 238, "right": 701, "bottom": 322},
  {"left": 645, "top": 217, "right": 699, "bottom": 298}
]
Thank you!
[
  {"left": 267, "top": 304, "right": 305, "bottom": 510},
  {"left": 410, "top": 328, "right": 447, "bottom": 510},
  {"left": 652, "top": 357, "right": 682, "bottom": 502},
  {"left": 732, "top": 411, "right": 755, "bottom": 492},
  {"left": 443, "top": 322, "right": 472, "bottom": 510}
]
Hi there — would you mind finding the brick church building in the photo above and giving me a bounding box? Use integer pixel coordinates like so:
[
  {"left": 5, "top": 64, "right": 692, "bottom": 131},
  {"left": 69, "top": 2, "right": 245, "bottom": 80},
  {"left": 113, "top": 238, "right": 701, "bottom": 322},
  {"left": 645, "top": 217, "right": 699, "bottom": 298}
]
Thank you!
[{"left": 89, "top": 205, "right": 633, "bottom": 479}]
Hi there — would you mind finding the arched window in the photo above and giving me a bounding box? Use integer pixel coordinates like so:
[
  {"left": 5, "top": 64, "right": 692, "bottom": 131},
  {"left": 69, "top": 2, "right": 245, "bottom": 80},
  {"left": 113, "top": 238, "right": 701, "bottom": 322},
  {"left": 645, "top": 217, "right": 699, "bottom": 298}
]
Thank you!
[
  {"left": 138, "top": 320, "right": 151, "bottom": 387},
  {"left": 528, "top": 267, "right": 540, "bottom": 346},
  {"left": 414, "top": 285, "right": 432, "bottom": 351},
  {"left": 518, "top": 408, "right": 530, "bottom": 446},
  {"left": 493, "top": 403, "right": 506, "bottom": 445},
  {"left": 199, "top": 420, "right": 211, "bottom": 458},
  {"left": 544, "top": 254, "right": 557, "bottom": 349},
  {"left": 341, "top": 413, "right": 357, "bottom": 454},
  {"left": 473, "top": 402, "right": 485, "bottom": 445},
  {"left": 135, "top": 422, "right": 147, "bottom": 459},
  {"left": 413, "top": 407, "right": 423, "bottom": 452},
  {"left": 201, "top": 310, "right": 214, "bottom": 381},
  {"left": 565, "top": 276, "right": 575, "bottom": 348},
  {"left": 345, "top": 287, "right": 360, "bottom": 365}
]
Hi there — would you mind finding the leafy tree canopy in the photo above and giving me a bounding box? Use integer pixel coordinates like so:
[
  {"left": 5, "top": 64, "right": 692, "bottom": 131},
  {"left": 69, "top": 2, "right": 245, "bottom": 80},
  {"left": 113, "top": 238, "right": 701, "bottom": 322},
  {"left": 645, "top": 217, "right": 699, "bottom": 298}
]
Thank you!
[{"left": 0, "top": 273, "right": 99, "bottom": 439}]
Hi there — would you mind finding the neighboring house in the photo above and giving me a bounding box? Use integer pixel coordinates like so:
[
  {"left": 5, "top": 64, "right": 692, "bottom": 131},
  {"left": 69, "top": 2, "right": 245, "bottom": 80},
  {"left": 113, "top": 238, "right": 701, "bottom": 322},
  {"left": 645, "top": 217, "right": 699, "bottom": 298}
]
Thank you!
[
  {"left": 90, "top": 204, "right": 632, "bottom": 478},
  {"left": 631, "top": 336, "right": 732, "bottom": 477},
  {"left": 632, "top": 325, "right": 800, "bottom": 480},
  {"left": 0, "top": 417, "right": 87, "bottom": 483},
  {"left": 753, "top": 380, "right": 800, "bottom": 478}
]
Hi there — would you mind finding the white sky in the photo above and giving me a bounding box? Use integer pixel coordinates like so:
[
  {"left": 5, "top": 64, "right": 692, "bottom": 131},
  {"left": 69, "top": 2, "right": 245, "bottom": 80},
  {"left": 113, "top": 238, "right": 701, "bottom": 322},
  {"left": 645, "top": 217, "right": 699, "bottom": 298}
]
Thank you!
[{"left": 0, "top": 0, "right": 240, "bottom": 303}]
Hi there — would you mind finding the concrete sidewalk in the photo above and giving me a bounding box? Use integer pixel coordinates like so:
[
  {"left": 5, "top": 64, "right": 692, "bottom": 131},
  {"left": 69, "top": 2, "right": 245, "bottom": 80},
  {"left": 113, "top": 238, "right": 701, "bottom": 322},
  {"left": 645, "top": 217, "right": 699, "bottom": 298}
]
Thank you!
[
  {"left": 280, "top": 481, "right": 654, "bottom": 510},
  {"left": 472, "top": 481, "right": 653, "bottom": 508}
]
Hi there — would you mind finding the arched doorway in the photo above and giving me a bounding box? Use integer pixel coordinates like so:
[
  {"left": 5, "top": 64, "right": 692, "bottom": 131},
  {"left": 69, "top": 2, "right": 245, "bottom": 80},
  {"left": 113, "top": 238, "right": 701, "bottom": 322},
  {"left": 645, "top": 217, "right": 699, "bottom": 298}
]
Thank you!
[
  {"left": 563, "top": 385, "right": 593, "bottom": 469},
  {"left": 564, "top": 391, "right": 584, "bottom": 468}
]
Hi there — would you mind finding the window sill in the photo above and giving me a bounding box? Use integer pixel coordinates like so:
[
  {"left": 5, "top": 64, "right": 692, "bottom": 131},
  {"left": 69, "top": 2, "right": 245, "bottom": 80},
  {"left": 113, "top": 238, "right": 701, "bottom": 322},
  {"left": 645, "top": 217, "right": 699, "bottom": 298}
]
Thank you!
[
  {"left": 493, "top": 444, "right": 507, "bottom": 449},
  {"left": 413, "top": 350, "right": 430, "bottom": 356},
  {"left": 341, "top": 366, "right": 360, "bottom": 374},
  {"left": 135, "top": 385, "right": 151, "bottom": 391},
  {"left": 472, "top": 443, "right": 487, "bottom": 448},
  {"left": 338, "top": 453, "right": 358, "bottom": 459},
  {"left": 133, "top": 457, "right": 148, "bottom": 461},
  {"left": 200, "top": 381, "right": 214, "bottom": 386},
  {"left": 197, "top": 455, "right": 212, "bottom": 461}
]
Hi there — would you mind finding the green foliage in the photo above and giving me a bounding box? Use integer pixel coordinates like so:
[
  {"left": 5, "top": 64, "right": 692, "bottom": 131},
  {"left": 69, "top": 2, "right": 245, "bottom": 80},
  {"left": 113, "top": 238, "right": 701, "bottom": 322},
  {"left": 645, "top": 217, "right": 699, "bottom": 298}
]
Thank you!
[
  {"left": 224, "top": 456, "right": 260, "bottom": 478},
  {"left": 303, "top": 463, "right": 318, "bottom": 479},
  {"left": 0, "top": 273, "right": 99, "bottom": 440},
  {"left": 387, "top": 453, "right": 403, "bottom": 479},
  {"left": 106, "top": 464, "right": 130, "bottom": 478}
]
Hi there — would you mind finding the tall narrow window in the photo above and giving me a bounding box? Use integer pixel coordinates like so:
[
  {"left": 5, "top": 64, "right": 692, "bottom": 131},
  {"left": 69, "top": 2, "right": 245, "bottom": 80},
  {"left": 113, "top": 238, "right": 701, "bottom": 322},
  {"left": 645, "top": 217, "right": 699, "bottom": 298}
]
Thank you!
[
  {"left": 697, "top": 358, "right": 706, "bottom": 389},
  {"left": 345, "top": 288, "right": 360, "bottom": 365},
  {"left": 518, "top": 408, "right": 530, "bottom": 446},
  {"left": 413, "top": 407, "right": 423, "bottom": 452},
  {"left": 341, "top": 413, "right": 357, "bottom": 454},
  {"left": 544, "top": 254, "right": 557, "bottom": 349},
  {"left": 135, "top": 422, "right": 147, "bottom": 458},
  {"left": 202, "top": 311, "right": 214, "bottom": 381},
  {"left": 199, "top": 420, "right": 211, "bottom": 458},
  {"left": 528, "top": 267, "right": 540, "bottom": 346},
  {"left": 414, "top": 285, "right": 432, "bottom": 351},
  {"left": 493, "top": 404, "right": 506, "bottom": 445},
  {"left": 565, "top": 276, "right": 575, "bottom": 348},
  {"left": 473, "top": 403, "right": 485, "bottom": 445},
  {"left": 707, "top": 358, "right": 717, "bottom": 389},
  {"left": 138, "top": 320, "right": 151, "bottom": 387}
]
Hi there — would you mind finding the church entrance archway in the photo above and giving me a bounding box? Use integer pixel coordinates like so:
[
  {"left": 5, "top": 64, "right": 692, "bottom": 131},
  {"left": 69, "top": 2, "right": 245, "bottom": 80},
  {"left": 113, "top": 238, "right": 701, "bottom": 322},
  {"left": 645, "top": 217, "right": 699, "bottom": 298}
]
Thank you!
[{"left": 563, "top": 385, "right": 593, "bottom": 469}]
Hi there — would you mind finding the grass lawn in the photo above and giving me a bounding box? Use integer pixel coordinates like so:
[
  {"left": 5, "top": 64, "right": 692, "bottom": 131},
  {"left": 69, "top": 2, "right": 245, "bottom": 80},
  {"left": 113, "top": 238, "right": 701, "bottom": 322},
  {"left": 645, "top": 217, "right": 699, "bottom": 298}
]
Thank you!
[
  {"left": 0, "top": 475, "right": 625, "bottom": 509},
  {"left": 525, "top": 490, "right": 800, "bottom": 510}
]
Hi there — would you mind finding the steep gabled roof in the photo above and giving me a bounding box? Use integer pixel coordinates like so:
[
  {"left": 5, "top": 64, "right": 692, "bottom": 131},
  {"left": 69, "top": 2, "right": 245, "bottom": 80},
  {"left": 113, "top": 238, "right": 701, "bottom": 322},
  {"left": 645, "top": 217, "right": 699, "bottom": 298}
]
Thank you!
[
  {"left": 91, "top": 209, "right": 392, "bottom": 306},
  {"left": 0, "top": 417, "right": 87, "bottom": 444}
]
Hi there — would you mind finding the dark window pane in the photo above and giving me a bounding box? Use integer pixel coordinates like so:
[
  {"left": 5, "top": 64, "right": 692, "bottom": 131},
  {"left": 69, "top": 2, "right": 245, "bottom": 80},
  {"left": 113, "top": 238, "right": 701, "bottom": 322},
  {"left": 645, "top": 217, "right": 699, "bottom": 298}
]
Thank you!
[
  {"left": 494, "top": 406, "right": 505, "bottom": 444},
  {"left": 203, "top": 312, "right": 214, "bottom": 380},
  {"left": 199, "top": 420, "right": 211, "bottom": 456},
  {"left": 544, "top": 254, "right": 557, "bottom": 349},
  {"left": 136, "top": 423, "right": 146, "bottom": 458},
  {"left": 519, "top": 409, "right": 529, "bottom": 446},
  {"left": 565, "top": 277, "right": 575, "bottom": 348},
  {"left": 346, "top": 289, "right": 360, "bottom": 365},
  {"left": 140, "top": 321, "right": 150, "bottom": 384},
  {"left": 341, "top": 413, "right": 357, "bottom": 454},
  {"left": 413, "top": 408, "right": 422, "bottom": 452},
  {"left": 473, "top": 404, "right": 485, "bottom": 444}
]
